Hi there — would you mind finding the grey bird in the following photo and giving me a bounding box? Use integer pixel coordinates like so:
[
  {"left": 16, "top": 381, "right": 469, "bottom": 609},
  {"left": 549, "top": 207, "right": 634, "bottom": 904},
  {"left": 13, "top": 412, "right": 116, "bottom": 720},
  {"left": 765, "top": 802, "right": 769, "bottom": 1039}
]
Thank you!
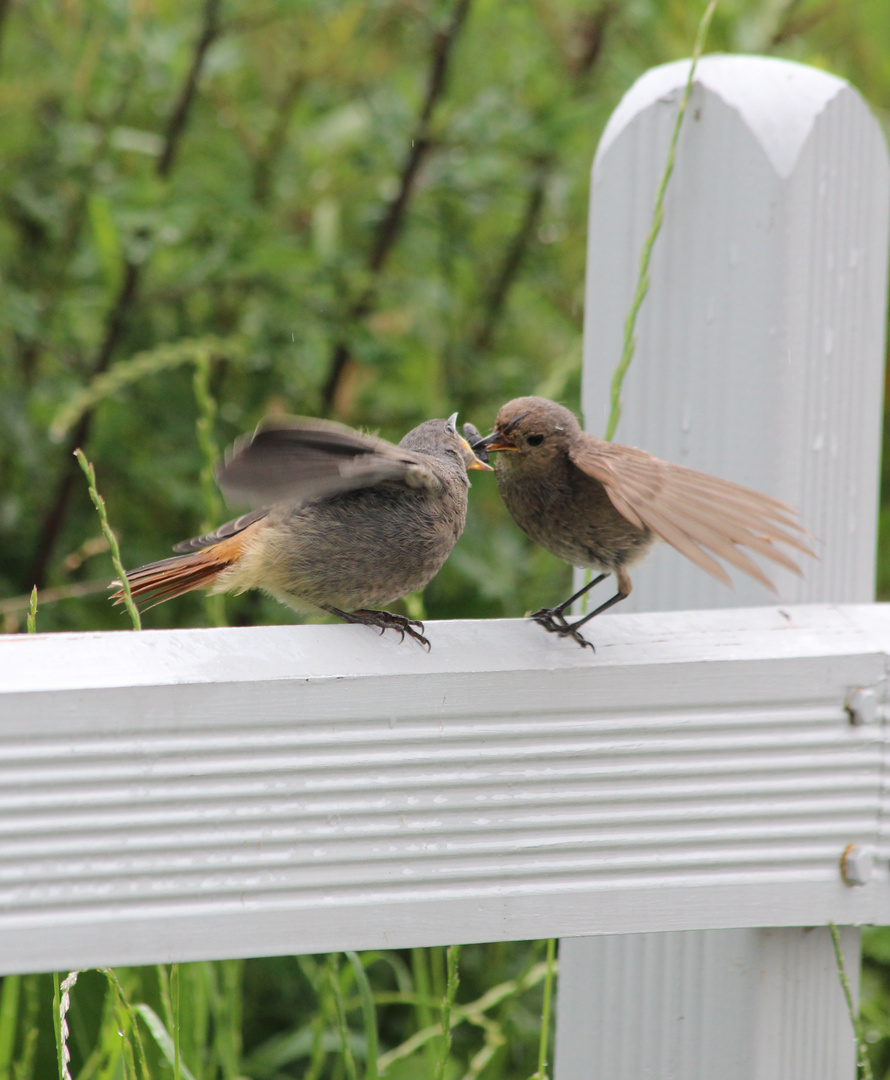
[
  {"left": 475, "top": 396, "right": 813, "bottom": 648},
  {"left": 114, "top": 413, "right": 491, "bottom": 649}
]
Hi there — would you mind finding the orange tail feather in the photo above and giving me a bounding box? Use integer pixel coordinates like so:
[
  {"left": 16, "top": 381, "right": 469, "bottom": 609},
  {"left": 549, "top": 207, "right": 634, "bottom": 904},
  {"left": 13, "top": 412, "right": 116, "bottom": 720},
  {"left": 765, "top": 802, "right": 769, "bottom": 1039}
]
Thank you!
[{"left": 111, "top": 529, "right": 255, "bottom": 611}]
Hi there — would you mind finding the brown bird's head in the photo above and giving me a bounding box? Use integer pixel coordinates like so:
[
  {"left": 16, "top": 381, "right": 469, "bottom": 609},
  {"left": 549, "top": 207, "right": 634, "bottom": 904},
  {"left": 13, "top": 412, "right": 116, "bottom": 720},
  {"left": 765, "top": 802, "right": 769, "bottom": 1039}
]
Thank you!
[{"left": 476, "top": 397, "right": 581, "bottom": 474}]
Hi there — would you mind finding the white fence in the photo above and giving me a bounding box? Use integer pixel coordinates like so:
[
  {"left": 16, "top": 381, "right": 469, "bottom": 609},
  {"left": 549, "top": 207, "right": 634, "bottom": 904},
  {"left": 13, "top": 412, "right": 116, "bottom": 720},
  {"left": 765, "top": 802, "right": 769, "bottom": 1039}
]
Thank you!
[
  {"left": 2, "top": 604, "right": 888, "bottom": 974},
  {"left": 560, "top": 53, "right": 889, "bottom": 1080},
  {"left": 1, "top": 53, "right": 889, "bottom": 1080}
]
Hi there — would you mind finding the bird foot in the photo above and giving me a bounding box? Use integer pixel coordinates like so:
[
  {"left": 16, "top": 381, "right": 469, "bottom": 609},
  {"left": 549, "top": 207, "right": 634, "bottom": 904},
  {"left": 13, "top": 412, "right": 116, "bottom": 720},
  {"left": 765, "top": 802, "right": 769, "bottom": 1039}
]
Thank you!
[
  {"left": 331, "top": 607, "right": 431, "bottom": 651},
  {"left": 530, "top": 608, "right": 595, "bottom": 651},
  {"left": 531, "top": 606, "right": 569, "bottom": 631}
]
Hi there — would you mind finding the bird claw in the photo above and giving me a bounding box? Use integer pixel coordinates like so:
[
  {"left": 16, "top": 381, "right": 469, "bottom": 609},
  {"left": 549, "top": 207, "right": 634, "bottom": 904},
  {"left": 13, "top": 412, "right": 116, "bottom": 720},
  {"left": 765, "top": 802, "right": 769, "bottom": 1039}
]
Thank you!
[
  {"left": 530, "top": 607, "right": 595, "bottom": 651},
  {"left": 394, "top": 617, "right": 430, "bottom": 651},
  {"left": 342, "top": 609, "right": 431, "bottom": 651},
  {"left": 531, "top": 606, "right": 568, "bottom": 631},
  {"left": 559, "top": 626, "right": 595, "bottom": 651}
]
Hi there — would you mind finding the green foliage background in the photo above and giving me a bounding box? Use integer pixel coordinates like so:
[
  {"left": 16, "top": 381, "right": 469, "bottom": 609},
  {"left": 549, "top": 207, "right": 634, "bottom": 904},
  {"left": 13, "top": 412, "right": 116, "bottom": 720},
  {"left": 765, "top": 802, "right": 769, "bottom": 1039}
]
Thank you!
[{"left": 2, "top": 0, "right": 890, "bottom": 1076}]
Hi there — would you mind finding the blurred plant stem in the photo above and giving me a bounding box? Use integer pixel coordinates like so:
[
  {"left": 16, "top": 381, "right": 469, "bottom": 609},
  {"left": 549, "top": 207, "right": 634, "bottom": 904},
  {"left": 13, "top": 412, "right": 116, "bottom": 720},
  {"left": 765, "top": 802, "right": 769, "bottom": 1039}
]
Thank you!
[
  {"left": 470, "top": 4, "right": 614, "bottom": 365},
  {"left": 321, "top": 0, "right": 473, "bottom": 415},
  {"left": 411, "top": 949, "right": 438, "bottom": 1077},
  {"left": 604, "top": 0, "right": 716, "bottom": 442},
  {"left": 581, "top": 0, "right": 715, "bottom": 615},
  {"left": 346, "top": 953, "right": 378, "bottom": 1080},
  {"left": 28, "top": 0, "right": 225, "bottom": 591},
  {"left": 0, "top": 973, "right": 19, "bottom": 1080},
  {"left": 74, "top": 450, "right": 141, "bottom": 630},
  {"left": 329, "top": 955, "right": 358, "bottom": 1080},
  {"left": 533, "top": 939, "right": 557, "bottom": 1079},
  {"left": 830, "top": 923, "right": 874, "bottom": 1080},
  {"left": 193, "top": 350, "right": 226, "bottom": 627},
  {"left": 434, "top": 945, "right": 461, "bottom": 1080},
  {"left": 172, "top": 964, "right": 181, "bottom": 1080},
  {"left": 51, "top": 974, "right": 62, "bottom": 1080}
]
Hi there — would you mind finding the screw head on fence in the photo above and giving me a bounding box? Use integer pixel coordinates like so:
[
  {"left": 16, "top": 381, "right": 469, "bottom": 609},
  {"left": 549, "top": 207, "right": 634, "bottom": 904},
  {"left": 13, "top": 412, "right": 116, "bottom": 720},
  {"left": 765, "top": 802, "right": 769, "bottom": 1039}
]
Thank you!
[
  {"left": 845, "top": 687, "right": 877, "bottom": 726},
  {"left": 840, "top": 843, "right": 873, "bottom": 886}
]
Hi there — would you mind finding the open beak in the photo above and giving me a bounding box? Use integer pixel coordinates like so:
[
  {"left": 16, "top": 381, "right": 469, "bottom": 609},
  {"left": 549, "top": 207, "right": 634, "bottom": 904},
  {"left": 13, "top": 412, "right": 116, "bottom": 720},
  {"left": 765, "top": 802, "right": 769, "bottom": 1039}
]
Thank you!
[
  {"left": 459, "top": 434, "right": 494, "bottom": 471},
  {"left": 474, "top": 430, "right": 520, "bottom": 453}
]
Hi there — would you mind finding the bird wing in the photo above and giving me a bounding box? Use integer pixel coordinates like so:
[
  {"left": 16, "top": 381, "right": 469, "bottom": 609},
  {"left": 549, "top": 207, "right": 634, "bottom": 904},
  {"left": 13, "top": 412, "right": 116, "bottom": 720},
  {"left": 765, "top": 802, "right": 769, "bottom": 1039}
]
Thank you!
[
  {"left": 216, "top": 416, "right": 441, "bottom": 509},
  {"left": 568, "top": 437, "right": 814, "bottom": 590},
  {"left": 172, "top": 508, "right": 270, "bottom": 553}
]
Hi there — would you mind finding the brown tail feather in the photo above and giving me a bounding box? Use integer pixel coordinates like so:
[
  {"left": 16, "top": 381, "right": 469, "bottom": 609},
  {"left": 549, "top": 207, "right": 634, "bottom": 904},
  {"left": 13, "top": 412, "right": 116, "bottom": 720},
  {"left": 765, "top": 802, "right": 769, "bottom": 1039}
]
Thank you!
[{"left": 110, "top": 527, "right": 258, "bottom": 611}]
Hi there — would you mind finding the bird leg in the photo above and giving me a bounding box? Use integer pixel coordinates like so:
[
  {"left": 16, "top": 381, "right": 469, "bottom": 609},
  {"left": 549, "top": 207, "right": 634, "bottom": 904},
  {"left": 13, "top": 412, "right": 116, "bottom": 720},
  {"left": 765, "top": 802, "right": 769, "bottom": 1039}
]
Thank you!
[
  {"left": 531, "top": 573, "right": 608, "bottom": 633},
  {"left": 532, "top": 569, "right": 630, "bottom": 650},
  {"left": 324, "top": 606, "right": 431, "bottom": 651}
]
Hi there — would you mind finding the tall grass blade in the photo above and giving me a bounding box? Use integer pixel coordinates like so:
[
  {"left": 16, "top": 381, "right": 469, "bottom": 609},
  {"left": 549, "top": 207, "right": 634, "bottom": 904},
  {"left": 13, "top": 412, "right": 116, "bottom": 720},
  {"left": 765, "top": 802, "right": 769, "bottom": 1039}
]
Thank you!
[
  {"left": 345, "top": 953, "right": 378, "bottom": 1080},
  {"left": 434, "top": 945, "right": 461, "bottom": 1080},
  {"left": 532, "top": 938, "right": 557, "bottom": 1079},
  {"left": 0, "top": 974, "right": 20, "bottom": 1080},
  {"left": 604, "top": 0, "right": 717, "bottom": 442},
  {"left": 74, "top": 450, "right": 142, "bottom": 630},
  {"left": 134, "top": 1005, "right": 196, "bottom": 1080},
  {"left": 830, "top": 923, "right": 874, "bottom": 1080},
  {"left": 329, "top": 956, "right": 357, "bottom": 1080}
]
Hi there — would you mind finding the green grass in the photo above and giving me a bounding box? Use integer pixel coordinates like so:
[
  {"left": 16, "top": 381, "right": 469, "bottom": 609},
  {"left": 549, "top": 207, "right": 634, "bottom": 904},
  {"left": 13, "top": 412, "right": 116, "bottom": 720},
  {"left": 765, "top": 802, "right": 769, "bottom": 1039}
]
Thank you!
[
  {"left": 0, "top": 947, "right": 557, "bottom": 1080},
  {"left": 74, "top": 450, "right": 142, "bottom": 631}
]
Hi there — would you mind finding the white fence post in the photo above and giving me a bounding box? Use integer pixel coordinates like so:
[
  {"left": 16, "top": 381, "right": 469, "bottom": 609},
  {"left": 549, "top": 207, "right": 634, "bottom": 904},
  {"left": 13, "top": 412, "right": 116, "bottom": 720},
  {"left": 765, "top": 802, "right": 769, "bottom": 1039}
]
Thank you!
[{"left": 554, "top": 56, "right": 890, "bottom": 1080}]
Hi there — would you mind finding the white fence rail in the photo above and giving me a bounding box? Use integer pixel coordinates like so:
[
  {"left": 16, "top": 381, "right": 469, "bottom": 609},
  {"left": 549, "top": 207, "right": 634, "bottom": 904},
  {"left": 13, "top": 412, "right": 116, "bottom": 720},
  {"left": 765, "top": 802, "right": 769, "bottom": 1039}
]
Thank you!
[{"left": 1, "top": 603, "right": 888, "bottom": 975}]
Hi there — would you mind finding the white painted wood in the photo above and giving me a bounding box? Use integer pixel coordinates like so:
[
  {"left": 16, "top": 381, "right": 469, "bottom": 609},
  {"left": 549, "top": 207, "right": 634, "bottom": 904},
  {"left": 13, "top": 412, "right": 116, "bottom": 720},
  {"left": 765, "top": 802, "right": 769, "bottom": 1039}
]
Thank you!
[
  {"left": 581, "top": 54, "right": 889, "bottom": 612},
  {"left": 839, "top": 606, "right": 890, "bottom": 875},
  {"left": 0, "top": 603, "right": 888, "bottom": 974},
  {"left": 554, "top": 927, "right": 861, "bottom": 1079},
  {"left": 556, "top": 54, "right": 889, "bottom": 1080}
]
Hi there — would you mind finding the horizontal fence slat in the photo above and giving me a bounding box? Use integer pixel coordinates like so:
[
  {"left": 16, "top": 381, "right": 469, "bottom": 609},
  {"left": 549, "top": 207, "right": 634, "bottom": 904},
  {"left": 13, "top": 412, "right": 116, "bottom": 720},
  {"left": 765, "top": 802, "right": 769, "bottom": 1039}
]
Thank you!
[{"left": 0, "top": 603, "right": 888, "bottom": 972}]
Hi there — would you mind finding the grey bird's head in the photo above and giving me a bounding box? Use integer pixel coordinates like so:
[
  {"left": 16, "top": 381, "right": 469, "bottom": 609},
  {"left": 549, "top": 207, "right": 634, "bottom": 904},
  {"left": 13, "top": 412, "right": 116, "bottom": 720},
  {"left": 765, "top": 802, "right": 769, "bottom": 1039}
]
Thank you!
[{"left": 399, "top": 414, "right": 493, "bottom": 479}]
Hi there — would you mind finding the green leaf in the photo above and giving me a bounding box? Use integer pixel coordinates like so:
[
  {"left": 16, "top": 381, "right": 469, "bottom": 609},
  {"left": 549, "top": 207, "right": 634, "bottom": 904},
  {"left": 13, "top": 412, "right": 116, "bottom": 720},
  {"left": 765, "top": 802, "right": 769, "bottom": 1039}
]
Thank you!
[{"left": 133, "top": 1005, "right": 197, "bottom": 1080}]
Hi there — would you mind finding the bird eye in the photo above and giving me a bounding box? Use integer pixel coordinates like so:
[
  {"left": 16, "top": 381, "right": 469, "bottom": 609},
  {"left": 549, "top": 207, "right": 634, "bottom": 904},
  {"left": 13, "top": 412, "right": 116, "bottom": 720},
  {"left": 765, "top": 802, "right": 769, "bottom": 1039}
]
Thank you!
[{"left": 527, "top": 433, "right": 544, "bottom": 447}]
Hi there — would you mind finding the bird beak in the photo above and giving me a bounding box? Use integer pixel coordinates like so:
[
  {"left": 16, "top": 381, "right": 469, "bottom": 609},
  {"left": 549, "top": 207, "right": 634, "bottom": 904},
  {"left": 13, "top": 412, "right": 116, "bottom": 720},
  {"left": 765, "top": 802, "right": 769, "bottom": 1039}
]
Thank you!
[
  {"left": 459, "top": 434, "right": 494, "bottom": 471},
  {"left": 474, "top": 430, "right": 520, "bottom": 453}
]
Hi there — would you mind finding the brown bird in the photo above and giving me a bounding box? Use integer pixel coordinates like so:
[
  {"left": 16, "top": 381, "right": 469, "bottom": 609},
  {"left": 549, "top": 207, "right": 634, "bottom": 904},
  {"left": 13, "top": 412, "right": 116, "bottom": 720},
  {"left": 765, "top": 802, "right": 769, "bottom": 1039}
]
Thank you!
[
  {"left": 114, "top": 413, "right": 491, "bottom": 649},
  {"left": 475, "top": 396, "right": 813, "bottom": 648}
]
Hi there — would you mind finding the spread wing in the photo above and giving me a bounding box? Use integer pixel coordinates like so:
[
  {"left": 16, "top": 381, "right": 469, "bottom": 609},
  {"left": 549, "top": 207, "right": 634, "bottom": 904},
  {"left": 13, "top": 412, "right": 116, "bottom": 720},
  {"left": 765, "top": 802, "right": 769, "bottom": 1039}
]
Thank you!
[
  {"left": 569, "top": 437, "right": 814, "bottom": 590},
  {"left": 216, "top": 416, "right": 440, "bottom": 509}
]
